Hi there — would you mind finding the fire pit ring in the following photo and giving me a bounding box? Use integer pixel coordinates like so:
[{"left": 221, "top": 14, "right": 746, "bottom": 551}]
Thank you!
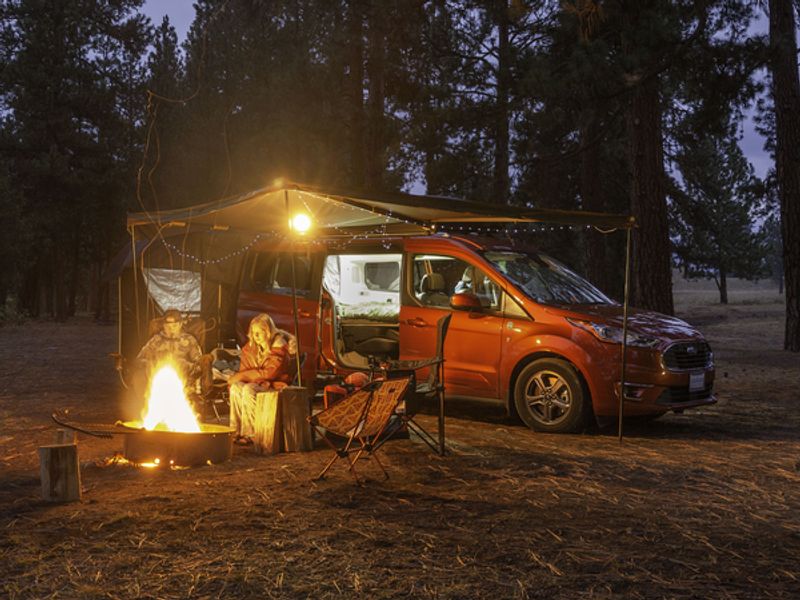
[{"left": 121, "top": 422, "right": 234, "bottom": 467}]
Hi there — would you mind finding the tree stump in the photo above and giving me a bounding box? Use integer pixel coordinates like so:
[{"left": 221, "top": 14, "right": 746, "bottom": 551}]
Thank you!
[
  {"left": 253, "top": 390, "right": 282, "bottom": 455},
  {"left": 280, "top": 386, "right": 313, "bottom": 452},
  {"left": 39, "top": 443, "right": 81, "bottom": 503}
]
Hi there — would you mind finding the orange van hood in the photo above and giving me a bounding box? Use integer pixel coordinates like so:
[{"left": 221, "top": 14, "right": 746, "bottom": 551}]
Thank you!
[{"left": 546, "top": 304, "right": 706, "bottom": 343}]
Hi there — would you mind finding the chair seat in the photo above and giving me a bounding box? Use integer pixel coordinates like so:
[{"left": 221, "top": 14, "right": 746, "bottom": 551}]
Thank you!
[{"left": 309, "top": 377, "right": 411, "bottom": 483}]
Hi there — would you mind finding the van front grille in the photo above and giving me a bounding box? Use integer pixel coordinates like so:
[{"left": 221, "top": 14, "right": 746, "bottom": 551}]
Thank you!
[{"left": 662, "top": 342, "right": 712, "bottom": 371}]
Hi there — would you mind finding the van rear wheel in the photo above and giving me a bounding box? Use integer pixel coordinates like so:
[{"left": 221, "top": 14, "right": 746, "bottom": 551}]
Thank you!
[{"left": 514, "top": 358, "right": 588, "bottom": 433}]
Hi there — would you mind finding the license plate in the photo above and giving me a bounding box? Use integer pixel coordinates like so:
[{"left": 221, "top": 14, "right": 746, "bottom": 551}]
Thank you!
[{"left": 689, "top": 371, "right": 705, "bottom": 392}]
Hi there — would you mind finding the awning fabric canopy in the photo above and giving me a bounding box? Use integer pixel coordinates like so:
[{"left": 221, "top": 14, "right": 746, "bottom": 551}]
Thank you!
[{"left": 127, "top": 182, "right": 634, "bottom": 237}]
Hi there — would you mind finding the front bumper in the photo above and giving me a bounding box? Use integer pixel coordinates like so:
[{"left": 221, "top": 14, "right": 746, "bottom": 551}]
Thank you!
[{"left": 593, "top": 358, "right": 716, "bottom": 417}]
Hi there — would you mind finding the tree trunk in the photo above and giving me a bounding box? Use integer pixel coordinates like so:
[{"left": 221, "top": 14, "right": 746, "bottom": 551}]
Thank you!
[
  {"left": 627, "top": 74, "right": 674, "bottom": 315},
  {"left": 54, "top": 249, "right": 68, "bottom": 322},
  {"left": 581, "top": 109, "right": 608, "bottom": 294},
  {"left": 347, "top": 0, "right": 366, "bottom": 188},
  {"left": 365, "top": 2, "right": 386, "bottom": 191},
  {"left": 769, "top": 0, "right": 800, "bottom": 351},
  {"left": 493, "top": 0, "right": 510, "bottom": 203},
  {"left": 718, "top": 267, "right": 728, "bottom": 304},
  {"left": 67, "top": 234, "right": 80, "bottom": 317}
]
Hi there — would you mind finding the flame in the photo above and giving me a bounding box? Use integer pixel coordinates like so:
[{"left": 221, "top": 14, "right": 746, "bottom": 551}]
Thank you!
[{"left": 141, "top": 363, "right": 201, "bottom": 433}]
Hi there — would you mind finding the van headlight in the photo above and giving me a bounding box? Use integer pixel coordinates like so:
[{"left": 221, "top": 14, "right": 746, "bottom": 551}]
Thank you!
[{"left": 566, "top": 318, "right": 661, "bottom": 348}]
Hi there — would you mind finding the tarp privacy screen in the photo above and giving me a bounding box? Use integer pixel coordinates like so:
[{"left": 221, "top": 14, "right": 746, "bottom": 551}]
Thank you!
[{"left": 119, "top": 228, "right": 255, "bottom": 361}]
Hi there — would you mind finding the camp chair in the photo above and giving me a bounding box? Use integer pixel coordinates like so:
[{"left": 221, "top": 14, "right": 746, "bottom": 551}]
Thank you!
[
  {"left": 309, "top": 377, "right": 411, "bottom": 483},
  {"left": 385, "top": 313, "right": 452, "bottom": 455}
]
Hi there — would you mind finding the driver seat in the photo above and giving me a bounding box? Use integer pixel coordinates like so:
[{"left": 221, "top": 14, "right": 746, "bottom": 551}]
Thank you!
[{"left": 419, "top": 273, "right": 450, "bottom": 306}]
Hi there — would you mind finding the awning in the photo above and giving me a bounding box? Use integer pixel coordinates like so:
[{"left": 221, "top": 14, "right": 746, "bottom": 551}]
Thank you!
[{"left": 127, "top": 182, "right": 634, "bottom": 238}]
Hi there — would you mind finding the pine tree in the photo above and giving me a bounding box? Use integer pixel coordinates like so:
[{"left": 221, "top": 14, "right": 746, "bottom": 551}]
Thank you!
[
  {"left": 767, "top": 0, "right": 800, "bottom": 351},
  {"left": 671, "top": 129, "right": 767, "bottom": 304},
  {"left": 2, "top": 0, "right": 149, "bottom": 319}
]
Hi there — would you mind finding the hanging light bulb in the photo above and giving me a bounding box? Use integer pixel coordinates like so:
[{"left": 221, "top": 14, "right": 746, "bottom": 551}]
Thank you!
[{"left": 289, "top": 213, "right": 312, "bottom": 234}]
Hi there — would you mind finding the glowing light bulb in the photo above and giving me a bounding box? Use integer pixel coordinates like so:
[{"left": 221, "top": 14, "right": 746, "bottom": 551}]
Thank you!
[{"left": 290, "top": 213, "right": 312, "bottom": 234}]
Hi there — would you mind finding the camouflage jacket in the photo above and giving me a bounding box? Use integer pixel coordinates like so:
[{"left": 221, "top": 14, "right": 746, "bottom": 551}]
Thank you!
[{"left": 137, "top": 331, "right": 203, "bottom": 380}]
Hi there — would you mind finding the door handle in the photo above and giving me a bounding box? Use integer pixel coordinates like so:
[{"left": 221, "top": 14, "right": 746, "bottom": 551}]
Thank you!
[
  {"left": 406, "top": 317, "right": 428, "bottom": 327},
  {"left": 299, "top": 310, "right": 312, "bottom": 318}
]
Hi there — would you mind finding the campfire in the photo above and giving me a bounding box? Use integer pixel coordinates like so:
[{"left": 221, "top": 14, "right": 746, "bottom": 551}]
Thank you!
[
  {"left": 119, "top": 361, "right": 233, "bottom": 467},
  {"left": 139, "top": 362, "right": 201, "bottom": 433}
]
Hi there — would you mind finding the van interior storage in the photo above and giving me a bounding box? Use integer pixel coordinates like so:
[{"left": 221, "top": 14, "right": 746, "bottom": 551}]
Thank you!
[{"left": 323, "top": 253, "right": 401, "bottom": 368}]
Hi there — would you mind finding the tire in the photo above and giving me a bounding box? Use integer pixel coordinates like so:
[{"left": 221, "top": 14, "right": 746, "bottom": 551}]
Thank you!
[{"left": 514, "top": 358, "right": 589, "bottom": 433}]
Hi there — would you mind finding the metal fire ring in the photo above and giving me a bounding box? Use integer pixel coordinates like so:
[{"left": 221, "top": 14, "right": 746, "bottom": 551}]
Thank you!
[{"left": 120, "top": 422, "right": 234, "bottom": 467}]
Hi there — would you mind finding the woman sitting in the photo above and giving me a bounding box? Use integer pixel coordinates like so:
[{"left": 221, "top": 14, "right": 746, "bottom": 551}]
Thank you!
[{"left": 228, "top": 313, "right": 295, "bottom": 443}]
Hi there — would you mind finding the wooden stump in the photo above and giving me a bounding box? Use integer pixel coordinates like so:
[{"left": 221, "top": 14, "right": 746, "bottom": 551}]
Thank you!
[
  {"left": 253, "top": 390, "right": 282, "bottom": 455},
  {"left": 39, "top": 443, "right": 81, "bottom": 503},
  {"left": 280, "top": 386, "right": 313, "bottom": 452}
]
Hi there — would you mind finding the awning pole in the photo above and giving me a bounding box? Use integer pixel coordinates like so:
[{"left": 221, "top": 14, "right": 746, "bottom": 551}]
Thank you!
[
  {"left": 129, "top": 226, "right": 141, "bottom": 342},
  {"left": 285, "top": 190, "right": 303, "bottom": 388},
  {"left": 438, "top": 361, "right": 446, "bottom": 456},
  {"left": 619, "top": 227, "right": 632, "bottom": 442}
]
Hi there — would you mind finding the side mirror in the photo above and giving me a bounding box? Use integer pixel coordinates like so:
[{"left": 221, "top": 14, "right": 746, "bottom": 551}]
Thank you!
[{"left": 450, "top": 292, "right": 482, "bottom": 311}]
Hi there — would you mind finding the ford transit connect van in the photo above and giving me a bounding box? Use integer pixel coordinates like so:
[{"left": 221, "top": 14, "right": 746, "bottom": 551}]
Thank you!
[{"left": 236, "top": 234, "right": 715, "bottom": 432}]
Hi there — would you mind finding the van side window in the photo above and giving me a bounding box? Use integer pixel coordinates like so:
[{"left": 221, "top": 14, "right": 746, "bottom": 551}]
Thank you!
[
  {"left": 244, "top": 252, "right": 311, "bottom": 295},
  {"left": 272, "top": 253, "right": 311, "bottom": 295},
  {"left": 411, "top": 254, "right": 502, "bottom": 311},
  {"left": 248, "top": 252, "right": 274, "bottom": 291}
]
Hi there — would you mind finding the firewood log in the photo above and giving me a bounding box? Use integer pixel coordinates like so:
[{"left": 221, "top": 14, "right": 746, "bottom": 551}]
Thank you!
[{"left": 39, "top": 444, "right": 81, "bottom": 502}]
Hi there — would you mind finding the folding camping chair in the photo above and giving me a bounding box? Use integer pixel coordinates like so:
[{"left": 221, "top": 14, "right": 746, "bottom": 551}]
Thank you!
[
  {"left": 386, "top": 313, "right": 452, "bottom": 455},
  {"left": 309, "top": 377, "right": 411, "bottom": 483}
]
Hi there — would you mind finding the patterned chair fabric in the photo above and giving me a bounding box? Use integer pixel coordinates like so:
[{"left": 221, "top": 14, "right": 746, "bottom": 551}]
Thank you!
[{"left": 309, "top": 377, "right": 411, "bottom": 483}]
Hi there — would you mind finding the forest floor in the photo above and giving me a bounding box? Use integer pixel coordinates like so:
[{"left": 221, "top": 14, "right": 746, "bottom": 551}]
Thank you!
[{"left": 1, "top": 285, "right": 799, "bottom": 599}]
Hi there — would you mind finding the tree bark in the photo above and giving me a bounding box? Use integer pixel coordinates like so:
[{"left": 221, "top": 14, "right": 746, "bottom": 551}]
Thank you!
[
  {"left": 627, "top": 74, "right": 674, "bottom": 315},
  {"left": 581, "top": 108, "right": 608, "bottom": 294},
  {"left": 769, "top": 0, "right": 800, "bottom": 351},
  {"left": 718, "top": 267, "right": 728, "bottom": 304},
  {"left": 67, "top": 233, "right": 80, "bottom": 317},
  {"left": 347, "top": 0, "right": 366, "bottom": 188},
  {"left": 365, "top": 2, "right": 386, "bottom": 191},
  {"left": 493, "top": 0, "right": 510, "bottom": 203}
]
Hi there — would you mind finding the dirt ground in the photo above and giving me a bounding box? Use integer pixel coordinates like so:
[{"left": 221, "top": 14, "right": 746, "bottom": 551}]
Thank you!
[{"left": 1, "top": 288, "right": 799, "bottom": 599}]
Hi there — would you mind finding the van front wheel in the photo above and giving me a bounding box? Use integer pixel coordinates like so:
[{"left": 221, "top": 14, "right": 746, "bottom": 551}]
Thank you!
[{"left": 514, "top": 358, "right": 588, "bottom": 433}]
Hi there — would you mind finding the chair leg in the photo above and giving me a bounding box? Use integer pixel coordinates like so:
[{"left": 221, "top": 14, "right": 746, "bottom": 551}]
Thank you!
[
  {"left": 314, "top": 452, "right": 341, "bottom": 481},
  {"left": 345, "top": 446, "right": 366, "bottom": 484},
  {"left": 407, "top": 418, "right": 441, "bottom": 454},
  {"left": 370, "top": 449, "right": 389, "bottom": 480}
]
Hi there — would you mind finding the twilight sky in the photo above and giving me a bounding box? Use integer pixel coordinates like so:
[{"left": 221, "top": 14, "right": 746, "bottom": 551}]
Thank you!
[{"left": 141, "top": 0, "right": 772, "bottom": 180}]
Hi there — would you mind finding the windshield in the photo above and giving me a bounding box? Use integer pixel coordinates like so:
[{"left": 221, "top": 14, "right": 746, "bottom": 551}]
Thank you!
[{"left": 483, "top": 251, "right": 614, "bottom": 306}]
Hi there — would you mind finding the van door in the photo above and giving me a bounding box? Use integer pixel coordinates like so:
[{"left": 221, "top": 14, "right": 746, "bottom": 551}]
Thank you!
[
  {"left": 320, "top": 252, "right": 402, "bottom": 370},
  {"left": 237, "top": 247, "right": 324, "bottom": 383},
  {"left": 399, "top": 251, "right": 504, "bottom": 400}
]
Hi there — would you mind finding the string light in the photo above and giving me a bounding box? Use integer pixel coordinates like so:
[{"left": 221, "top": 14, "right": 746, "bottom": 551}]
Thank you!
[
  {"left": 436, "top": 223, "right": 615, "bottom": 234},
  {"left": 158, "top": 190, "right": 623, "bottom": 266},
  {"left": 161, "top": 233, "right": 269, "bottom": 265}
]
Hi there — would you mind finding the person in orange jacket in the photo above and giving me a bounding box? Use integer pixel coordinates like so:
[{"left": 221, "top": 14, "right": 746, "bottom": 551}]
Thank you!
[{"left": 228, "top": 313, "right": 296, "bottom": 443}]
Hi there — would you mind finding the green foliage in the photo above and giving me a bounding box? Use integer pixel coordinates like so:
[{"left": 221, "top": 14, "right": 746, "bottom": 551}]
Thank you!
[
  {"left": 1, "top": 0, "right": 150, "bottom": 318},
  {"left": 0, "top": 0, "right": 776, "bottom": 319},
  {"left": 670, "top": 126, "right": 768, "bottom": 292}
]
